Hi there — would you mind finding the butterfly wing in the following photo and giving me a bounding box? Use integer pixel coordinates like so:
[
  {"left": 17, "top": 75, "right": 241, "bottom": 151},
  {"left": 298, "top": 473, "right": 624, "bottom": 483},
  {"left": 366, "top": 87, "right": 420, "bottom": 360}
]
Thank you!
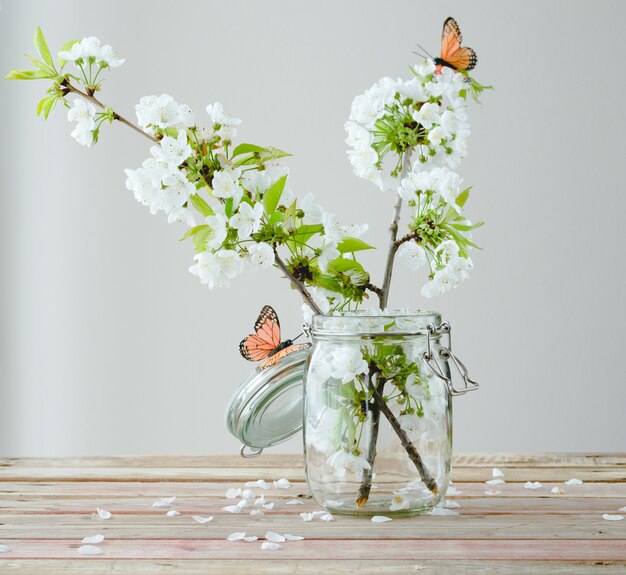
[
  {"left": 239, "top": 305, "right": 282, "bottom": 362},
  {"left": 258, "top": 343, "right": 312, "bottom": 369},
  {"left": 439, "top": 17, "right": 478, "bottom": 72}
]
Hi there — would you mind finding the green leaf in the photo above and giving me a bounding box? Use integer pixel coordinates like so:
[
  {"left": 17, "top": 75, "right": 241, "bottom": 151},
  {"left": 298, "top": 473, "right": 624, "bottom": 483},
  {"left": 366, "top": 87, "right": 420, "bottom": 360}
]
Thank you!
[
  {"left": 313, "top": 274, "right": 342, "bottom": 293},
  {"left": 24, "top": 54, "right": 54, "bottom": 75},
  {"left": 293, "top": 224, "right": 323, "bottom": 244},
  {"left": 5, "top": 69, "right": 41, "bottom": 80},
  {"left": 451, "top": 220, "right": 484, "bottom": 232},
  {"left": 34, "top": 27, "right": 55, "bottom": 70},
  {"left": 57, "top": 39, "right": 79, "bottom": 67},
  {"left": 232, "top": 143, "right": 269, "bottom": 157},
  {"left": 456, "top": 187, "right": 471, "bottom": 209},
  {"left": 224, "top": 198, "right": 234, "bottom": 219},
  {"left": 232, "top": 146, "right": 292, "bottom": 167},
  {"left": 328, "top": 258, "right": 370, "bottom": 286},
  {"left": 180, "top": 224, "right": 208, "bottom": 242},
  {"left": 263, "top": 174, "right": 287, "bottom": 214},
  {"left": 189, "top": 193, "right": 214, "bottom": 217},
  {"left": 193, "top": 227, "right": 211, "bottom": 252},
  {"left": 36, "top": 95, "right": 58, "bottom": 119},
  {"left": 268, "top": 212, "right": 285, "bottom": 225},
  {"left": 337, "top": 237, "right": 375, "bottom": 254}
]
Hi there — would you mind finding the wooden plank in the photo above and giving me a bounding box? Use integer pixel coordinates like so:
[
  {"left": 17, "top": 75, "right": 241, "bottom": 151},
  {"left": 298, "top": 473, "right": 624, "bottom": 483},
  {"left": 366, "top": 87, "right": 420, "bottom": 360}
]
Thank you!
[
  {"left": 1, "top": 512, "right": 625, "bottom": 539},
  {"left": 1, "top": 559, "right": 625, "bottom": 575},
  {"left": 0, "top": 466, "right": 623, "bottom": 483},
  {"left": 3, "top": 481, "right": 626, "bottom": 498},
  {"left": 1, "top": 453, "right": 624, "bottom": 469},
  {"left": 1, "top": 495, "right": 625, "bottom": 516},
  {"left": 0, "top": 539, "right": 625, "bottom": 560}
]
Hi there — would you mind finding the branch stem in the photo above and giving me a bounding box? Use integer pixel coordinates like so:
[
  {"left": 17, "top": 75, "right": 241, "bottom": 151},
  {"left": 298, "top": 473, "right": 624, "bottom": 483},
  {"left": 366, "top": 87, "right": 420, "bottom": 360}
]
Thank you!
[
  {"left": 65, "top": 81, "right": 157, "bottom": 143},
  {"left": 273, "top": 249, "right": 323, "bottom": 315},
  {"left": 379, "top": 148, "right": 413, "bottom": 309}
]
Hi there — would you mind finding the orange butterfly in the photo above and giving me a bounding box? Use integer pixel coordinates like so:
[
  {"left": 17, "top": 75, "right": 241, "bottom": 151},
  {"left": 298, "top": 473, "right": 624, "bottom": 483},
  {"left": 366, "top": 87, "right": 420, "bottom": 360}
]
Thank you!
[
  {"left": 434, "top": 17, "right": 477, "bottom": 75},
  {"left": 239, "top": 305, "right": 311, "bottom": 369}
]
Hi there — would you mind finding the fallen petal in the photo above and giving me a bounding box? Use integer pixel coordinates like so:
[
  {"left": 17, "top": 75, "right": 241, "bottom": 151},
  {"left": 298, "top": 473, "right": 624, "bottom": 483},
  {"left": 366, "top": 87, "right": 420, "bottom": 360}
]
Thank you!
[
  {"left": 284, "top": 533, "right": 305, "bottom": 541},
  {"left": 255, "top": 495, "right": 266, "bottom": 506},
  {"left": 551, "top": 487, "right": 565, "bottom": 494},
  {"left": 486, "top": 479, "right": 505, "bottom": 485},
  {"left": 263, "top": 502, "right": 274, "bottom": 510},
  {"left": 441, "top": 499, "right": 461, "bottom": 509},
  {"left": 602, "top": 514, "right": 624, "bottom": 521},
  {"left": 81, "top": 534, "right": 104, "bottom": 544},
  {"left": 236, "top": 499, "right": 249, "bottom": 509},
  {"left": 428, "top": 507, "right": 459, "bottom": 516},
  {"left": 223, "top": 504, "right": 243, "bottom": 514},
  {"left": 324, "top": 499, "right": 345, "bottom": 507},
  {"left": 524, "top": 481, "right": 542, "bottom": 490},
  {"left": 371, "top": 515, "right": 393, "bottom": 523},
  {"left": 273, "top": 479, "right": 291, "bottom": 489},
  {"left": 152, "top": 496, "right": 176, "bottom": 508},
  {"left": 96, "top": 508, "right": 112, "bottom": 520},
  {"left": 446, "top": 487, "right": 462, "bottom": 496},
  {"left": 77, "top": 545, "right": 103, "bottom": 555},
  {"left": 166, "top": 510, "right": 181, "bottom": 517},
  {"left": 619, "top": 507, "right": 626, "bottom": 512},
  {"left": 265, "top": 531, "right": 286, "bottom": 543},
  {"left": 261, "top": 542, "right": 282, "bottom": 550},
  {"left": 192, "top": 515, "right": 213, "bottom": 524},
  {"left": 241, "top": 489, "right": 256, "bottom": 500},
  {"left": 245, "top": 480, "right": 270, "bottom": 490},
  {"left": 286, "top": 499, "right": 304, "bottom": 505},
  {"left": 492, "top": 468, "right": 505, "bottom": 478},
  {"left": 0, "top": 544, "right": 12, "bottom": 553},
  {"left": 226, "top": 488, "right": 242, "bottom": 500},
  {"left": 300, "top": 512, "right": 314, "bottom": 522},
  {"left": 320, "top": 513, "right": 334, "bottom": 521},
  {"left": 250, "top": 509, "right": 264, "bottom": 517},
  {"left": 564, "top": 478, "right": 583, "bottom": 486},
  {"left": 227, "top": 532, "right": 246, "bottom": 542},
  {"left": 484, "top": 489, "right": 502, "bottom": 496},
  {"left": 243, "top": 536, "right": 258, "bottom": 542}
]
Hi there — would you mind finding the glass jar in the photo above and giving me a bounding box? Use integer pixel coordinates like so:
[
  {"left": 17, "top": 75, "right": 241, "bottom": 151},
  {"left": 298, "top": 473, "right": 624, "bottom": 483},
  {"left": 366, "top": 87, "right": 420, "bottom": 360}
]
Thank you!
[{"left": 304, "top": 311, "right": 459, "bottom": 517}]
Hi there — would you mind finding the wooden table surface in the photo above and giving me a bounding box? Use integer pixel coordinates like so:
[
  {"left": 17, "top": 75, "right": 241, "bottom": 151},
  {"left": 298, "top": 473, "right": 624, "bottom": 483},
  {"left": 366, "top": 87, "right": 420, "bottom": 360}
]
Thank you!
[{"left": 0, "top": 453, "right": 625, "bottom": 574}]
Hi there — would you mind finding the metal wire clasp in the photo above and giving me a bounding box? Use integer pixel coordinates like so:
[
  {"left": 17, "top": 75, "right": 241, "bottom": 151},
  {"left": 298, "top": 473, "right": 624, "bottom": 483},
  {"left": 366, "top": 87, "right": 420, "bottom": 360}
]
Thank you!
[
  {"left": 240, "top": 444, "right": 263, "bottom": 458},
  {"left": 422, "top": 322, "right": 479, "bottom": 396}
]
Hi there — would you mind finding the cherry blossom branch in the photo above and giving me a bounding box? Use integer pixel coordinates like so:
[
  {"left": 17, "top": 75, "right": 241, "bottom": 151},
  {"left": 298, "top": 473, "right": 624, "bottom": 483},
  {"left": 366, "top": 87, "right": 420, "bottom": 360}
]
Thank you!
[
  {"left": 273, "top": 249, "right": 323, "bottom": 315},
  {"left": 62, "top": 80, "right": 157, "bottom": 143},
  {"left": 394, "top": 229, "right": 422, "bottom": 249},
  {"left": 379, "top": 148, "right": 413, "bottom": 309}
]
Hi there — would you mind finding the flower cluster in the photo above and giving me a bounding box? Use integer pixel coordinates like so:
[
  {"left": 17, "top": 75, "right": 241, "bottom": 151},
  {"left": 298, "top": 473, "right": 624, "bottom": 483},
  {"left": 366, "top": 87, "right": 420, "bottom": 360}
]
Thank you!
[
  {"left": 59, "top": 37, "right": 125, "bottom": 70},
  {"left": 345, "top": 59, "right": 482, "bottom": 298}
]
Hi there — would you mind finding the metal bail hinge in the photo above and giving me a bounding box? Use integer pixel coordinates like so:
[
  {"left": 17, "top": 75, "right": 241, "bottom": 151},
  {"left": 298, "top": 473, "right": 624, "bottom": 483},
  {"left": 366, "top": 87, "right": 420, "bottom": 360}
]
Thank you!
[{"left": 422, "top": 322, "right": 479, "bottom": 396}]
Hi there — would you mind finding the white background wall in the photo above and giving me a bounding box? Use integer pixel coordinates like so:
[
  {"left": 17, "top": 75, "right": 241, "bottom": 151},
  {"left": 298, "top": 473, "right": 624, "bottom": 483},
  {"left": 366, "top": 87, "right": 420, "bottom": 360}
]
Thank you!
[{"left": 1, "top": 0, "right": 624, "bottom": 457}]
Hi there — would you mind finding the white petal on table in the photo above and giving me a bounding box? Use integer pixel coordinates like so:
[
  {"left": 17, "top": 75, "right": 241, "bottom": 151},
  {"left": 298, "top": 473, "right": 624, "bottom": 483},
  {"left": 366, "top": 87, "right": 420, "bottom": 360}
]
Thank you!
[
  {"left": 223, "top": 504, "right": 243, "bottom": 514},
  {"left": 319, "top": 513, "right": 334, "bottom": 522},
  {"left": 241, "top": 489, "right": 256, "bottom": 500},
  {"left": 262, "top": 502, "right": 275, "bottom": 510},
  {"left": 486, "top": 478, "right": 505, "bottom": 485},
  {"left": 191, "top": 515, "right": 214, "bottom": 524},
  {"left": 551, "top": 487, "right": 565, "bottom": 494},
  {"left": 227, "top": 532, "right": 246, "bottom": 542},
  {"left": 166, "top": 509, "right": 181, "bottom": 517},
  {"left": 602, "top": 514, "right": 624, "bottom": 521},
  {"left": 286, "top": 499, "right": 304, "bottom": 505},
  {"left": 152, "top": 496, "right": 176, "bottom": 508},
  {"left": 446, "top": 487, "right": 463, "bottom": 496},
  {"left": 485, "top": 489, "right": 502, "bottom": 496},
  {"left": 250, "top": 509, "right": 264, "bottom": 517},
  {"left": 81, "top": 534, "right": 104, "bottom": 544},
  {"left": 265, "top": 532, "right": 286, "bottom": 543},
  {"left": 77, "top": 545, "right": 103, "bottom": 555},
  {"left": 441, "top": 499, "right": 461, "bottom": 509},
  {"left": 492, "top": 468, "right": 505, "bottom": 478},
  {"left": 371, "top": 515, "right": 393, "bottom": 523},
  {"left": 0, "top": 544, "right": 12, "bottom": 553},
  {"left": 619, "top": 507, "right": 626, "bottom": 512},
  {"left": 429, "top": 507, "right": 459, "bottom": 516},
  {"left": 524, "top": 481, "right": 543, "bottom": 489},
  {"left": 225, "top": 488, "right": 242, "bottom": 500},
  {"left": 245, "top": 480, "right": 270, "bottom": 490},
  {"left": 261, "top": 542, "right": 282, "bottom": 550},
  {"left": 273, "top": 478, "right": 291, "bottom": 489},
  {"left": 564, "top": 478, "right": 583, "bottom": 486},
  {"left": 284, "top": 533, "right": 305, "bottom": 541},
  {"left": 96, "top": 508, "right": 112, "bottom": 519}
]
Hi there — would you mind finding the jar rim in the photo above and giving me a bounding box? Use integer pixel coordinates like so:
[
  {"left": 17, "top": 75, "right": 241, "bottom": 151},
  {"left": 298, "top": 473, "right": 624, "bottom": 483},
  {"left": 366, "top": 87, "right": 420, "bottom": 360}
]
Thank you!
[{"left": 311, "top": 309, "right": 443, "bottom": 338}]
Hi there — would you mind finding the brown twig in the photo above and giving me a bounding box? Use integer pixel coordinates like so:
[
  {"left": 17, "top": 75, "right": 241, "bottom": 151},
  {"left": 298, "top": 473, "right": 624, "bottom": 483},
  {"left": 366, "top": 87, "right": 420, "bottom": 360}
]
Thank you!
[
  {"left": 64, "top": 81, "right": 157, "bottom": 143},
  {"left": 273, "top": 250, "right": 323, "bottom": 315}
]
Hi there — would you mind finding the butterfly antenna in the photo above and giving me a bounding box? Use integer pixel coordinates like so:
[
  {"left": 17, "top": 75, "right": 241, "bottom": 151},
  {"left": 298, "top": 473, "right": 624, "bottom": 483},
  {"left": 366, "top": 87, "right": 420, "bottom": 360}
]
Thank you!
[
  {"left": 291, "top": 332, "right": 304, "bottom": 342},
  {"left": 414, "top": 42, "right": 434, "bottom": 59}
]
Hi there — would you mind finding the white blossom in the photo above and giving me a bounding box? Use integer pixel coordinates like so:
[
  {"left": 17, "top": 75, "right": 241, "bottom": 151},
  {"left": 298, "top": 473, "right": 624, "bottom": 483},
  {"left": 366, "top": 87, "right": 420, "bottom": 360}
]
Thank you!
[
  {"left": 300, "top": 193, "right": 324, "bottom": 225},
  {"left": 206, "top": 101, "right": 242, "bottom": 141},
  {"left": 204, "top": 214, "right": 228, "bottom": 250},
  {"left": 59, "top": 37, "right": 125, "bottom": 68},
  {"left": 212, "top": 169, "right": 244, "bottom": 207},
  {"left": 168, "top": 207, "right": 196, "bottom": 226},
  {"left": 230, "top": 202, "right": 263, "bottom": 240},
  {"left": 317, "top": 239, "right": 340, "bottom": 272},
  {"left": 151, "top": 130, "right": 192, "bottom": 168},
  {"left": 330, "top": 345, "right": 368, "bottom": 383},
  {"left": 248, "top": 242, "right": 275, "bottom": 270},
  {"left": 327, "top": 449, "right": 371, "bottom": 480},
  {"left": 189, "top": 251, "right": 229, "bottom": 289},
  {"left": 397, "top": 241, "right": 427, "bottom": 271}
]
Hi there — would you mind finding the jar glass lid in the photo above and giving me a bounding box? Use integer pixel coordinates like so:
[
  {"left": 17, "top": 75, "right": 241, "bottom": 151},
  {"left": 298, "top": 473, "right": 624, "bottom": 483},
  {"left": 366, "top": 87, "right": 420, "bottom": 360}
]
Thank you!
[{"left": 225, "top": 347, "right": 311, "bottom": 455}]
